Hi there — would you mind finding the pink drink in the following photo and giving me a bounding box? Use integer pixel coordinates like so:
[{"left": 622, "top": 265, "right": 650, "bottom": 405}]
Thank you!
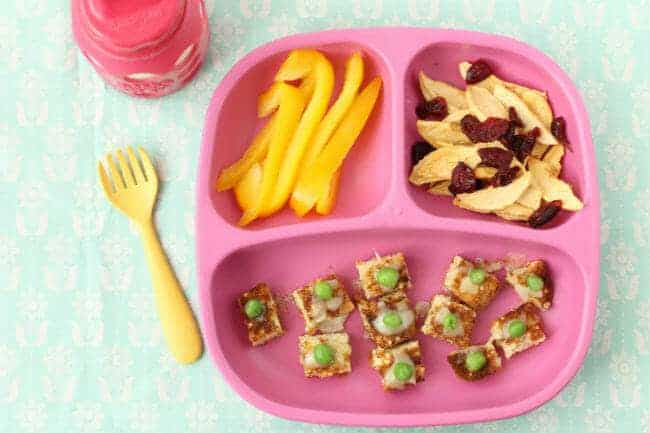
[{"left": 71, "top": 0, "right": 209, "bottom": 98}]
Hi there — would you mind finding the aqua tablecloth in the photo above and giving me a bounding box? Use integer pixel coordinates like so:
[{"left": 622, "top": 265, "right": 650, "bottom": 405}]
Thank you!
[{"left": 1, "top": 0, "right": 649, "bottom": 432}]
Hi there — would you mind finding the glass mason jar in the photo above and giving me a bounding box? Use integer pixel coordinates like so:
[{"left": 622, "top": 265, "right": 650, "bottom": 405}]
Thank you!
[{"left": 71, "top": 0, "right": 209, "bottom": 98}]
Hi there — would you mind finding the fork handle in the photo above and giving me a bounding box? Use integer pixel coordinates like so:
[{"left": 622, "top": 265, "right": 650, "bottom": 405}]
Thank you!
[{"left": 139, "top": 220, "right": 203, "bottom": 364}]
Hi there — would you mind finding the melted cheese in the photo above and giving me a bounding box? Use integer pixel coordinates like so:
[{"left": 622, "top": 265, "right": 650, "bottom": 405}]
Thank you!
[
  {"left": 372, "top": 301, "right": 415, "bottom": 336},
  {"left": 434, "top": 306, "right": 465, "bottom": 337},
  {"left": 383, "top": 352, "right": 416, "bottom": 389},
  {"left": 310, "top": 280, "right": 346, "bottom": 333}
]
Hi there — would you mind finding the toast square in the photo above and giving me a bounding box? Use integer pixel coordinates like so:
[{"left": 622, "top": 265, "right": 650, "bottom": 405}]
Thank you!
[
  {"left": 421, "top": 294, "right": 476, "bottom": 347},
  {"left": 443, "top": 256, "right": 499, "bottom": 310},
  {"left": 238, "top": 283, "right": 284, "bottom": 346},
  {"left": 298, "top": 332, "right": 352, "bottom": 378},
  {"left": 357, "top": 291, "right": 417, "bottom": 348},
  {"left": 490, "top": 302, "right": 546, "bottom": 358},
  {"left": 356, "top": 252, "right": 411, "bottom": 299},
  {"left": 447, "top": 341, "right": 502, "bottom": 381},
  {"left": 370, "top": 340, "right": 425, "bottom": 391},
  {"left": 506, "top": 259, "right": 553, "bottom": 310},
  {"left": 292, "top": 275, "right": 355, "bottom": 335}
]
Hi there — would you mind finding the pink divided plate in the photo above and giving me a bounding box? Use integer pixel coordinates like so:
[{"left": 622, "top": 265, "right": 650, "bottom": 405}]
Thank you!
[{"left": 196, "top": 28, "right": 599, "bottom": 427}]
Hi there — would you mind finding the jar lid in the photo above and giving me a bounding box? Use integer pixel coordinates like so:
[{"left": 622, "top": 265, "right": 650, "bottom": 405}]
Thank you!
[{"left": 81, "top": 0, "right": 186, "bottom": 55}]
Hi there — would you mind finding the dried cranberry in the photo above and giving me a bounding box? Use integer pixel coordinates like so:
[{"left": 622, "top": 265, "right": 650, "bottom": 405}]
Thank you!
[
  {"left": 465, "top": 60, "right": 493, "bottom": 84},
  {"left": 508, "top": 107, "right": 523, "bottom": 127},
  {"left": 551, "top": 117, "right": 568, "bottom": 142},
  {"left": 460, "top": 114, "right": 481, "bottom": 136},
  {"left": 449, "top": 162, "right": 478, "bottom": 195},
  {"left": 528, "top": 200, "right": 563, "bottom": 228},
  {"left": 461, "top": 115, "right": 510, "bottom": 143},
  {"left": 478, "top": 147, "right": 513, "bottom": 169},
  {"left": 411, "top": 141, "right": 435, "bottom": 165},
  {"left": 490, "top": 166, "right": 520, "bottom": 187},
  {"left": 415, "top": 97, "right": 448, "bottom": 120}
]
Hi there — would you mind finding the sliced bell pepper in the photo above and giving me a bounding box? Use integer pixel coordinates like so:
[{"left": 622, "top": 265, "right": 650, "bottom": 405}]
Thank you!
[
  {"left": 215, "top": 117, "right": 274, "bottom": 191},
  {"left": 261, "top": 49, "right": 335, "bottom": 216},
  {"left": 234, "top": 161, "right": 262, "bottom": 211},
  {"left": 290, "top": 77, "right": 382, "bottom": 216},
  {"left": 239, "top": 82, "right": 306, "bottom": 226},
  {"left": 216, "top": 76, "right": 314, "bottom": 192},
  {"left": 300, "top": 52, "right": 364, "bottom": 175},
  {"left": 315, "top": 168, "right": 341, "bottom": 215}
]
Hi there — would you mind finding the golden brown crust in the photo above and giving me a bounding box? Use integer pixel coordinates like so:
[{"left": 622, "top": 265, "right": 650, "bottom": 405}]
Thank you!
[
  {"left": 292, "top": 275, "right": 355, "bottom": 335},
  {"left": 238, "top": 283, "right": 284, "bottom": 346},
  {"left": 444, "top": 256, "right": 500, "bottom": 310},
  {"left": 490, "top": 302, "right": 546, "bottom": 358},
  {"left": 507, "top": 259, "right": 553, "bottom": 310},
  {"left": 447, "top": 342, "right": 502, "bottom": 381},
  {"left": 298, "top": 333, "right": 352, "bottom": 378},
  {"left": 356, "top": 252, "right": 411, "bottom": 299},
  {"left": 357, "top": 291, "right": 417, "bottom": 348},
  {"left": 421, "top": 294, "right": 476, "bottom": 347}
]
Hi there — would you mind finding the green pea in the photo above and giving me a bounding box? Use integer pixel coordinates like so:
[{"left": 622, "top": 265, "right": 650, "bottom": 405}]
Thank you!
[
  {"left": 376, "top": 267, "right": 400, "bottom": 289},
  {"left": 469, "top": 268, "right": 486, "bottom": 285},
  {"left": 313, "top": 343, "right": 334, "bottom": 366},
  {"left": 442, "top": 313, "right": 458, "bottom": 331},
  {"left": 465, "top": 350, "right": 487, "bottom": 372},
  {"left": 382, "top": 311, "right": 403, "bottom": 329},
  {"left": 244, "top": 299, "right": 265, "bottom": 319},
  {"left": 393, "top": 362, "right": 414, "bottom": 381},
  {"left": 527, "top": 274, "right": 544, "bottom": 292},
  {"left": 314, "top": 280, "right": 333, "bottom": 300},
  {"left": 508, "top": 319, "right": 527, "bottom": 338}
]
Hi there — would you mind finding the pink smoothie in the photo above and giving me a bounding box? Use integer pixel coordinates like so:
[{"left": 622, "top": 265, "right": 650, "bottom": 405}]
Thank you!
[{"left": 71, "top": 0, "right": 209, "bottom": 98}]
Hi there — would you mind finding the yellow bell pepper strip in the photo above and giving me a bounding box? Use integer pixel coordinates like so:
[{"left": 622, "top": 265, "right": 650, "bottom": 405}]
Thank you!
[
  {"left": 291, "top": 77, "right": 382, "bottom": 216},
  {"left": 234, "top": 161, "right": 262, "bottom": 211},
  {"left": 299, "top": 53, "right": 364, "bottom": 216},
  {"left": 300, "top": 52, "right": 364, "bottom": 174},
  {"left": 261, "top": 49, "right": 335, "bottom": 216},
  {"left": 315, "top": 168, "right": 341, "bottom": 215},
  {"left": 215, "top": 76, "right": 314, "bottom": 192},
  {"left": 239, "top": 82, "right": 306, "bottom": 226},
  {"left": 215, "top": 117, "right": 274, "bottom": 191}
]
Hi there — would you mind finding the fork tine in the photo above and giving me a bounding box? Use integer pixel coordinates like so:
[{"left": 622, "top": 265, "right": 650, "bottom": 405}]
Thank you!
[
  {"left": 127, "top": 147, "right": 145, "bottom": 184},
  {"left": 106, "top": 154, "right": 125, "bottom": 189},
  {"left": 116, "top": 149, "right": 136, "bottom": 187},
  {"left": 97, "top": 161, "right": 114, "bottom": 196},
  {"left": 138, "top": 147, "right": 157, "bottom": 182}
]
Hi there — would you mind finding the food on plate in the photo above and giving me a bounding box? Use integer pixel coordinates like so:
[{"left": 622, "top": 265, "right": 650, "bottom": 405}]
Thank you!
[
  {"left": 215, "top": 118, "right": 275, "bottom": 191},
  {"left": 298, "top": 332, "right": 352, "bottom": 378},
  {"left": 234, "top": 161, "right": 262, "bottom": 211},
  {"left": 355, "top": 252, "right": 411, "bottom": 299},
  {"left": 418, "top": 71, "right": 467, "bottom": 110},
  {"left": 370, "top": 340, "right": 425, "bottom": 391},
  {"left": 291, "top": 76, "right": 382, "bottom": 216},
  {"left": 292, "top": 275, "right": 355, "bottom": 335},
  {"left": 447, "top": 341, "right": 502, "bottom": 381},
  {"left": 410, "top": 59, "right": 583, "bottom": 227},
  {"left": 357, "top": 291, "right": 417, "bottom": 348},
  {"left": 443, "top": 256, "right": 500, "bottom": 310},
  {"left": 216, "top": 49, "right": 381, "bottom": 225},
  {"left": 238, "top": 283, "right": 284, "bottom": 346},
  {"left": 299, "top": 52, "right": 365, "bottom": 214},
  {"left": 421, "top": 294, "right": 476, "bottom": 347},
  {"left": 238, "top": 82, "right": 307, "bottom": 226},
  {"left": 265, "top": 49, "right": 335, "bottom": 215},
  {"left": 490, "top": 302, "right": 546, "bottom": 358},
  {"left": 528, "top": 157, "right": 583, "bottom": 211},
  {"left": 506, "top": 259, "right": 553, "bottom": 310}
]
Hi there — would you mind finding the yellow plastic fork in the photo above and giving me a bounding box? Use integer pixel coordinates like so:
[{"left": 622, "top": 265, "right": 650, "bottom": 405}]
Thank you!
[{"left": 98, "top": 147, "right": 203, "bottom": 364}]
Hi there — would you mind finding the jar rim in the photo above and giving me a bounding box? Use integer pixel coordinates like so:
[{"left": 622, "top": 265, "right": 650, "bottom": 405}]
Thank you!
[{"left": 79, "top": 0, "right": 187, "bottom": 57}]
